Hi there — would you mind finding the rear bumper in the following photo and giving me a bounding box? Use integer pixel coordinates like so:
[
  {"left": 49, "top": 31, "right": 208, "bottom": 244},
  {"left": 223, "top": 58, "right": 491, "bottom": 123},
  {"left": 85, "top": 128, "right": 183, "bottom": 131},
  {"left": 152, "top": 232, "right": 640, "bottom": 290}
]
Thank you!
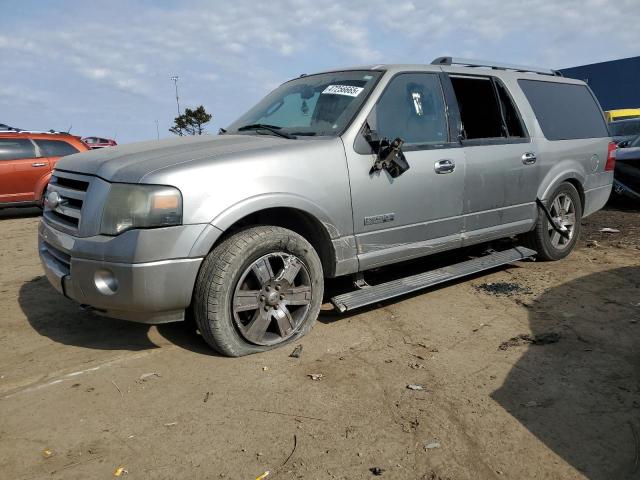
[
  {"left": 38, "top": 220, "right": 203, "bottom": 323},
  {"left": 583, "top": 183, "right": 613, "bottom": 218}
]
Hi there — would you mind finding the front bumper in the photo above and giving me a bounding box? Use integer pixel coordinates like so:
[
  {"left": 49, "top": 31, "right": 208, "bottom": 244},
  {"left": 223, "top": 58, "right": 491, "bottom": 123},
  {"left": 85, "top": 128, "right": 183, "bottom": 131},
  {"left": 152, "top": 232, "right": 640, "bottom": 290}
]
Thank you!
[{"left": 38, "top": 220, "right": 204, "bottom": 324}]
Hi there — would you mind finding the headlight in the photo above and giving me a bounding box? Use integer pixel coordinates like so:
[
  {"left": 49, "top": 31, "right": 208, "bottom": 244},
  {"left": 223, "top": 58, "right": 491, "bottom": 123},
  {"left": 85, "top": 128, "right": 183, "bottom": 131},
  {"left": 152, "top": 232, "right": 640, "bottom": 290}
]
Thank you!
[{"left": 100, "top": 184, "right": 183, "bottom": 235}]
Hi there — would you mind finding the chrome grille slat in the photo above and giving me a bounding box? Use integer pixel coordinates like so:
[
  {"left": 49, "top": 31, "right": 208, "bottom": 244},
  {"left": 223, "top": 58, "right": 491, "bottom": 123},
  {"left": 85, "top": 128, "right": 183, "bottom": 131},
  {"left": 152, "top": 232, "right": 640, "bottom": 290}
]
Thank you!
[
  {"left": 55, "top": 203, "right": 81, "bottom": 219},
  {"left": 48, "top": 184, "right": 85, "bottom": 200},
  {"left": 44, "top": 210, "right": 79, "bottom": 230}
]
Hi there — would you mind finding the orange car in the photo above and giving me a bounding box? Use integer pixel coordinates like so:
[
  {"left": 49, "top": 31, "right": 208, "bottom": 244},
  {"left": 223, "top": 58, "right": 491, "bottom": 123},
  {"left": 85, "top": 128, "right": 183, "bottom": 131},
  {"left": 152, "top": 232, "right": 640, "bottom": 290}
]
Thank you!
[{"left": 0, "top": 131, "right": 89, "bottom": 208}]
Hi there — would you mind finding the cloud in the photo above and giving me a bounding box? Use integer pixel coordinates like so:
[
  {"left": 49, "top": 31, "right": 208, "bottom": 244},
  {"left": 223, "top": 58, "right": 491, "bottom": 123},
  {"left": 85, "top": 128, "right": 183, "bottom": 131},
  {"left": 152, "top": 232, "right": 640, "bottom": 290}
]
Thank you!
[{"left": 328, "top": 20, "right": 381, "bottom": 62}]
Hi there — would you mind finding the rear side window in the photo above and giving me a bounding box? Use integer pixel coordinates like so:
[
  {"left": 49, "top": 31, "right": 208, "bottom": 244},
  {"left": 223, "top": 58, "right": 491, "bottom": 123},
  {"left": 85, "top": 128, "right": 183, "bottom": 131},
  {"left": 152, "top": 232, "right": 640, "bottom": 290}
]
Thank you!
[
  {"left": 0, "top": 139, "right": 36, "bottom": 160},
  {"left": 495, "top": 82, "right": 526, "bottom": 138},
  {"left": 450, "top": 76, "right": 504, "bottom": 139},
  {"left": 518, "top": 80, "right": 608, "bottom": 140},
  {"left": 35, "top": 140, "right": 80, "bottom": 157},
  {"left": 448, "top": 76, "right": 527, "bottom": 141}
]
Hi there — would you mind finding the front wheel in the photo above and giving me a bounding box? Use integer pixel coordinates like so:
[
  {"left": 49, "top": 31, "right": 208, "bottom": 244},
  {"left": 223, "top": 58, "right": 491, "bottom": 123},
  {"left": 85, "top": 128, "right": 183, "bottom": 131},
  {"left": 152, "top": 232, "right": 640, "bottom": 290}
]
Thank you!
[
  {"left": 193, "top": 226, "right": 324, "bottom": 356},
  {"left": 522, "top": 182, "right": 582, "bottom": 261}
]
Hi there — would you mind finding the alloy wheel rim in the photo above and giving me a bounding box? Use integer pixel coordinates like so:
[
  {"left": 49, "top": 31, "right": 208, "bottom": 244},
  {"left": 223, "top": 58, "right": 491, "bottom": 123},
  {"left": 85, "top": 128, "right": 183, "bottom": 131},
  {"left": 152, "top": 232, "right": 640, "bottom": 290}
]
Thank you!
[
  {"left": 547, "top": 193, "right": 576, "bottom": 250},
  {"left": 232, "top": 252, "right": 312, "bottom": 346}
]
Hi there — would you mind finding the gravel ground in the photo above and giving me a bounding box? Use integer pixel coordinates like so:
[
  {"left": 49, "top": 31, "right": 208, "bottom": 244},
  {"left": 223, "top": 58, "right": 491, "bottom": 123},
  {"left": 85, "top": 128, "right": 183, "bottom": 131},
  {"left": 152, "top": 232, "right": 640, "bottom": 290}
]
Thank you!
[{"left": 0, "top": 203, "right": 638, "bottom": 480}]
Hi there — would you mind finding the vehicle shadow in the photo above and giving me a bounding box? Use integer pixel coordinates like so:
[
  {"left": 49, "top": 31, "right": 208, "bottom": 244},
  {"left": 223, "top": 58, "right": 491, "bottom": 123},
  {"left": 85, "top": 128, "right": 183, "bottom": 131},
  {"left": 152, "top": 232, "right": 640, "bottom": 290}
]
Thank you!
[
  {"left": 18, "top": 275, "right": 217, "bottom": 355},
  {"left": 491, "top": 266, "right": 640, "bottom": 479},
  {"left": 606, "top": 194, "right": 639, "bottom": 211},
  {"left": 0, "top": 207, "right": 41, "bottom": 220}
]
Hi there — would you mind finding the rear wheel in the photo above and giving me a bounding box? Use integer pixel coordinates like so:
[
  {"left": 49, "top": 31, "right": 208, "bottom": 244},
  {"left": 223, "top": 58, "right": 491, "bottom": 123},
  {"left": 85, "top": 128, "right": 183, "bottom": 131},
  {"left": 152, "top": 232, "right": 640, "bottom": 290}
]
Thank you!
[
  {"left": 522, "top": 182, "right": 582, "bottom": 261},
  {"left": 193, "top": 226, "right": 323, "bottom": 356}
]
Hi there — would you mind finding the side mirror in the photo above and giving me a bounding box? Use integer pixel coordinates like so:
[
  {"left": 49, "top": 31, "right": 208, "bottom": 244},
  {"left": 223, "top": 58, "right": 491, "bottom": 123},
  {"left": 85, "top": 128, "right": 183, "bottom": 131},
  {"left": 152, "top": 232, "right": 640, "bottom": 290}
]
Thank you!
[{"left": 362, "top": 124, "right": 410, "bottom": 178}]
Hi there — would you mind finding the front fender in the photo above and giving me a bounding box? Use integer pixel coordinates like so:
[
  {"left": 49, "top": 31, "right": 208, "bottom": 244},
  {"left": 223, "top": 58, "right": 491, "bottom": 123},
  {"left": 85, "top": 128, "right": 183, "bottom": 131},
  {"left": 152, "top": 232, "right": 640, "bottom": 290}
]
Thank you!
[
  {"left": 187, "top": 193, "right": 344, "bottom": 259},
  {"left": 210, "top": 192, "right": 341, "bottom": 237}
]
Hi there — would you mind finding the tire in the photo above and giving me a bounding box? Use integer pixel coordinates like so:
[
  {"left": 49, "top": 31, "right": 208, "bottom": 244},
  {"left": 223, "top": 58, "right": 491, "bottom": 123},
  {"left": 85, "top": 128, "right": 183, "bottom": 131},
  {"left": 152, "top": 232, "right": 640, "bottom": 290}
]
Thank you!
[
  {"left": 522, "top": 182, "right": 582, "bottom": 261},
  {"left": 193, "top": 226, "right": 324, "bottom": 356}
]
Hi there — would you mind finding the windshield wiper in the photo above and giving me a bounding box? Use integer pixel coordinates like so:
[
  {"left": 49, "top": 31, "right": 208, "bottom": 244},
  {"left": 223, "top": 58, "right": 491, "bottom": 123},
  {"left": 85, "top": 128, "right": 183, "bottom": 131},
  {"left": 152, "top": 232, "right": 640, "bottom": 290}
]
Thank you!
[
  {"left": 237, "top": 123, "right": 295, "bottom": 139},
  {"left": 289, "top": 132, "right": 317, "bottom": 136}
]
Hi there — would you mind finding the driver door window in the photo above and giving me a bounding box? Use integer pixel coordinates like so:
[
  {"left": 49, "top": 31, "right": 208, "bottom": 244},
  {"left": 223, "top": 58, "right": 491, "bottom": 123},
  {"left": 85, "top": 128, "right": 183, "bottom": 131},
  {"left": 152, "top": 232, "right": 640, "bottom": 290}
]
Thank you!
[{"left": 369, "top": 73, "right": 449, "bottom": 148}]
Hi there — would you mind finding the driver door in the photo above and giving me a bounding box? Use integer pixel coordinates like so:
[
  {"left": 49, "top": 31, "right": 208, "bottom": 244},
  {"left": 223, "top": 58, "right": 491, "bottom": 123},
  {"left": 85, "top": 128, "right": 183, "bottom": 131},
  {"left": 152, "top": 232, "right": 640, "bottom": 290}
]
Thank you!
[{"left": 345, "top": 72, "right": 466, "bottom": 270}]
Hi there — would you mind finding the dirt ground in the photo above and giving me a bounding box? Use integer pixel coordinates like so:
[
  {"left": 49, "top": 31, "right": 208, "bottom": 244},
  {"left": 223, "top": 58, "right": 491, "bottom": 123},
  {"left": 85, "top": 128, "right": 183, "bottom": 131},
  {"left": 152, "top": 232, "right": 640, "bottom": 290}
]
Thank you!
[{"left": 0, "top": 201, "right": 639, "bottom": 480}]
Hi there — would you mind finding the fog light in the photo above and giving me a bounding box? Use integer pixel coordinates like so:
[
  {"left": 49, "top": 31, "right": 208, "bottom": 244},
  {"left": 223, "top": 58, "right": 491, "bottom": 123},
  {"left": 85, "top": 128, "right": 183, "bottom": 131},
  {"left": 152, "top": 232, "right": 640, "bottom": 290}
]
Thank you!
[{"left": 94, "top": 269, "right": 118, "bottom": 295}]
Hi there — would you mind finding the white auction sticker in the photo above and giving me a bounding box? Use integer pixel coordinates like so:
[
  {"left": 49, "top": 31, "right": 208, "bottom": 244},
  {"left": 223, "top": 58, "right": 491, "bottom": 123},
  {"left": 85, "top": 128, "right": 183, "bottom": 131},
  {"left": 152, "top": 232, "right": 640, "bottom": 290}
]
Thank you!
[{"left": 322, "top": 85, "right": 364, "bottom": 97}]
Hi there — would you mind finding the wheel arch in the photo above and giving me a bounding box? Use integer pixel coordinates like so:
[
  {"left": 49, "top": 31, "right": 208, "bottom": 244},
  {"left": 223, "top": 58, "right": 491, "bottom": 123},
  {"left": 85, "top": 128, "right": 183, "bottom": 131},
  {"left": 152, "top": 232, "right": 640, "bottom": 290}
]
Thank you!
[
  {"left": 192, "top": 196, "right": 343, "bottom": 278},
  {"left": 222, "top": 206, "right": 336, "bottom": 277},
  {"left": 538, "top": 170, "right": 585, "bottom": 210},
  {"left": 34, "top": 172, "right": 52, "bottom": 203}
]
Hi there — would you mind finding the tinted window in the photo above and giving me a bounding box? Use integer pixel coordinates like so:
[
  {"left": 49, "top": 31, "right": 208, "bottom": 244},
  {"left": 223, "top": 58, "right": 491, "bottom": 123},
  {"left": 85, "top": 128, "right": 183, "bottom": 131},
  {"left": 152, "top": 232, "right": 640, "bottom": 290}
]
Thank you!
[
  {"left": 0, "top": 139, "right": 36, "bottom": 160},
  {"left": 518, "top": 80, "right": 608, "bottom": 140},
  {"left": 35, "top": 140, "right": 79, "bottom": 157},
  {"left": 370, "top": 73, "right": 448, "bottom": 146},
  {"left": 609, "top": 119, "right": 640, "bottom": 136}
]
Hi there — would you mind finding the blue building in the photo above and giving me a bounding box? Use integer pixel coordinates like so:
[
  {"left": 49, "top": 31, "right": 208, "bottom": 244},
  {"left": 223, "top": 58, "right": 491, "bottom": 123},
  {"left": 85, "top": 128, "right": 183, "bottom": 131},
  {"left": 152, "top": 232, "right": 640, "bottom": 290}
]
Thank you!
[{"left": 560, "top": 56, "right": 640, "bottom": 110}]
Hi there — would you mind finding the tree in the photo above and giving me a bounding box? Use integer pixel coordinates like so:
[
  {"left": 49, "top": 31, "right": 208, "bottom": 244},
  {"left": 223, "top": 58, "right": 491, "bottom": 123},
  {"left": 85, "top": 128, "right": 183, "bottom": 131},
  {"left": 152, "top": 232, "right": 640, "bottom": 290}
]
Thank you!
[{"left": 169, "top": 105, "right": 213, "bottom": 136}]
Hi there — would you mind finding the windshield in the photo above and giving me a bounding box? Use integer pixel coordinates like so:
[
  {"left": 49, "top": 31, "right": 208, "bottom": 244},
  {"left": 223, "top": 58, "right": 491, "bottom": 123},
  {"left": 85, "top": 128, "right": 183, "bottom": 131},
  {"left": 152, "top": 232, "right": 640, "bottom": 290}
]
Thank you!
[
  {"left": 226, "top": 71, "right": 382, "bottom": 137},
  {"left": 630, "top": 135, "right": 640, "bottom": 148},
  {"left": 609, "top": 119, "right": 640, "bottom": 136}
]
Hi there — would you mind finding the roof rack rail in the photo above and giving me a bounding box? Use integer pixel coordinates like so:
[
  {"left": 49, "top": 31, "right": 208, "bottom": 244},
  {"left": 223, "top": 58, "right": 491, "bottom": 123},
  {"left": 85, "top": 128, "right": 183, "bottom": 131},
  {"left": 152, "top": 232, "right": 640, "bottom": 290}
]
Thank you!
[
  {"left": 431, "top": 57, "right": 562, "bottom": 77},
  {"left": 0, "top": 129, "right": 68, "bottom": 135}
]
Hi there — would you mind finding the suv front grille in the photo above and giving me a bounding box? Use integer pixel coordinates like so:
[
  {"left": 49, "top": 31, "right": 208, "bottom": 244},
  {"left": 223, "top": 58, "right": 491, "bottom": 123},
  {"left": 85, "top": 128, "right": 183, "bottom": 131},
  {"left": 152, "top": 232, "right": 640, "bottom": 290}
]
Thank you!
[{"left": 43, "top": 171, "right": 91, "bottom": 234}]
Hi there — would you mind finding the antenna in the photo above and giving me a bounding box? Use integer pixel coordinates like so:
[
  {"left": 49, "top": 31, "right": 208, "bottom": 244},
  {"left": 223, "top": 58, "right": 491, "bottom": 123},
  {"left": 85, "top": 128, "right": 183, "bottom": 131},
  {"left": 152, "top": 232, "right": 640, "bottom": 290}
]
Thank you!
[{"left": 170, "top": 75, "right": 181, "bottom": 116}]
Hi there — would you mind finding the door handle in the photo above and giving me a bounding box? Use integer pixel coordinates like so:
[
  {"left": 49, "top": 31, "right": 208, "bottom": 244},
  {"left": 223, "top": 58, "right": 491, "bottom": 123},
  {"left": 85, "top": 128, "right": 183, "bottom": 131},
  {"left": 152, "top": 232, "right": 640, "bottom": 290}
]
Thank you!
[
  {"left": 434, "top": 159, "right": 455, "bottom": 174},
  {"left": 31, "top": 162, "right": 47, "bottom": 167},
  {"left": 522, "top": 152, "right": 537, "bottom": 165}
]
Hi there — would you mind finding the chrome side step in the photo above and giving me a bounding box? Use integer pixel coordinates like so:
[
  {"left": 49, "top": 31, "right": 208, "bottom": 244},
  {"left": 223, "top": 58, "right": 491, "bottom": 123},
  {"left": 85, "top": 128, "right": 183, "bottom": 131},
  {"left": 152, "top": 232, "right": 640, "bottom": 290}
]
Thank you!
[{"left": 331, "top": 246, "right": 536, "bottom": 312}]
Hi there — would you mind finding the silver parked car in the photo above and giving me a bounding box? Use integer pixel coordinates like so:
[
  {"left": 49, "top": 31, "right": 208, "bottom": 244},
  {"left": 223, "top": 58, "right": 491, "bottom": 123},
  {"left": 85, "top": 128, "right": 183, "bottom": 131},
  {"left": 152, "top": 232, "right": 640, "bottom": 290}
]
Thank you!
[{"left": 39, "top": 58, "right": 614, "bottom": 356}]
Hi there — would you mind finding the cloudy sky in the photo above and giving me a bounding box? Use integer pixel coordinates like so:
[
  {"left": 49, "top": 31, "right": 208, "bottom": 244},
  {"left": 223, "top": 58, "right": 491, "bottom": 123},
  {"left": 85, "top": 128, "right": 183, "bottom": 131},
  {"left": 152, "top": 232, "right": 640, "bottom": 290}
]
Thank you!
[{"left": 1, "top": 0, "right": 638, "bottom": 144}]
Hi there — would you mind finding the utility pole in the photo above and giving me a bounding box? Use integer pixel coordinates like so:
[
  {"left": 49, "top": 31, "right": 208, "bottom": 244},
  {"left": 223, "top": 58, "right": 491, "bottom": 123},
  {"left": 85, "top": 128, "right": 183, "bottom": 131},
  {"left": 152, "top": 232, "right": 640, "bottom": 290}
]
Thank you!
[
  {"left": 170, "top": 75, "right": 181, "bottom": 116},
  {"left": 155, "top": 119, "right": 160, "bottom": 140}
]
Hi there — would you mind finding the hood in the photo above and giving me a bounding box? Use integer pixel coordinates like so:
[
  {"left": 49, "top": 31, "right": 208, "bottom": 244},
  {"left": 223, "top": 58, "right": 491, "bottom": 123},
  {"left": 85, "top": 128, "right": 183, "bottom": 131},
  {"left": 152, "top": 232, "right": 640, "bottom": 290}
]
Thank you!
[{"left": 55, "top": 134, "right": 294, "bottom": 182}]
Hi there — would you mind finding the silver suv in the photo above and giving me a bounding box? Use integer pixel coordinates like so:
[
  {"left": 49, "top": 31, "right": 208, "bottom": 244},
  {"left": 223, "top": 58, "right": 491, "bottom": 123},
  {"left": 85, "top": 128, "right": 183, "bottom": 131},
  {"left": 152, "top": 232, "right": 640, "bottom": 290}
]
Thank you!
[{"left": 39, "top": 57, "right": 614, "bottom": 356}]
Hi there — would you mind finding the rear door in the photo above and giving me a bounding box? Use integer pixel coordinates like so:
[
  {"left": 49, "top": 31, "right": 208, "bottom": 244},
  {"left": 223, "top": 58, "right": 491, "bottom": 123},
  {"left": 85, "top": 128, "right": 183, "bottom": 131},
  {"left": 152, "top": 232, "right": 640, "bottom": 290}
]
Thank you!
[
  {"left": 33, "top": 139, "right": 81, "bottom": 170},
  {"left": 443, "top": 73, "right": 539, "bottom": 245},
  {"left": 0, "top": 138, "right": 44, "bottom": 204}
]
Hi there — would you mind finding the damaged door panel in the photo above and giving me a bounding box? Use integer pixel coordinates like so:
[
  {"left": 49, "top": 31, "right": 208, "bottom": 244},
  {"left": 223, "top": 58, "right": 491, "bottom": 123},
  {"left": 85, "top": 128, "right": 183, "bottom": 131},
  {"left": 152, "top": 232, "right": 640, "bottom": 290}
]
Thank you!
[{"left": 346, "top": 72, "right": 466, "bottom": 270}]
